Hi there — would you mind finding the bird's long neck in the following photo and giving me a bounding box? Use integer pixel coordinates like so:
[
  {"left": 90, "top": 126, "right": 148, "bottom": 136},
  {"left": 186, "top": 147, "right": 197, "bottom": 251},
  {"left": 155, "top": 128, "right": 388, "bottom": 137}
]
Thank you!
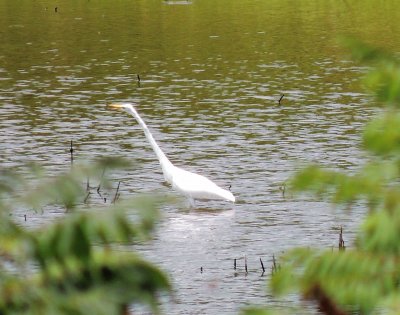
[{"left": 128, "top": 107, "right": 174, "bottom": 180}]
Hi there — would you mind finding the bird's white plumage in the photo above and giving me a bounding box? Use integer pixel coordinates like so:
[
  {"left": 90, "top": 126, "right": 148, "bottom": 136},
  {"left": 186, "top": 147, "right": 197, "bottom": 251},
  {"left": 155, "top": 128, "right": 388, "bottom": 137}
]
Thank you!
[
  {"left": 109, "top": 103, "right": 235, "bottom": 204},
  {"left": 171, "top": 166, "right": 235, "bottom": 201}
]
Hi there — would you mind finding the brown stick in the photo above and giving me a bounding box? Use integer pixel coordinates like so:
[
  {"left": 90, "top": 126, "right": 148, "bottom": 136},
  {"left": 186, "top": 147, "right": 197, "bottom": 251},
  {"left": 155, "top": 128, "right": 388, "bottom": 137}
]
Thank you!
[
  {"left": 339, "top": 226, "right": 345, "bottom": 251},
  {"left": 84, "top": 191, "right": 91, "bottom": 204},
  {"left": 112, "top": 181, "right": 121, "bottom": 204},
  {"left": 306, "top": 284, "right": 348, "bottom": 315},
  {"left": 97, "top": 168, "right": 106, "bottom": 198},
  {"left": 272, "top": 254, "right": 278, "bottom": 275},
  {"left": 260, "top": 257, "right": 265, "bottom": 274},
  {"left": 70, "top": 140, "right": 74, "bottom": 165}
]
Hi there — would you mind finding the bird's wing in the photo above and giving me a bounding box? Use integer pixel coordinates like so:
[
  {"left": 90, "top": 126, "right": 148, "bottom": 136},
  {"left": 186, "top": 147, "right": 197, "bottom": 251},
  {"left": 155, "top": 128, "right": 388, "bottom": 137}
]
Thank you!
[{"left": 171, "top": 167, "right": 235, "bottom": 202}]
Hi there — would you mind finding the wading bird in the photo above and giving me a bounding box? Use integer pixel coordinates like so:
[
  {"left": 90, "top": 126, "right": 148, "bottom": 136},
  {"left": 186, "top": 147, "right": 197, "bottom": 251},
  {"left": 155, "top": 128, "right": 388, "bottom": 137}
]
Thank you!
[{"left": 109, "top": 103, "right": 235, "bottom": 206}]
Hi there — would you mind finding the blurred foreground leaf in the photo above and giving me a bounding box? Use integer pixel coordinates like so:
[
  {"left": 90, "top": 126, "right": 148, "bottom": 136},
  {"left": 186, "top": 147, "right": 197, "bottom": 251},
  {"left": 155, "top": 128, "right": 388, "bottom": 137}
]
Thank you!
[
  {"left": 249, "top": 41, "right": 400, "bottom": 314},
  {"left": 0, "top": 158, "right": 170, "bottom": 314}
]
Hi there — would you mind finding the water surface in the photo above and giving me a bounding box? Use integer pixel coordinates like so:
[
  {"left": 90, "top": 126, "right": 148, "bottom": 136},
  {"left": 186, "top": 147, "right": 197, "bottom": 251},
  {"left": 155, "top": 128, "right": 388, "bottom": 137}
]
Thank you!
[{"left": 1, "top": 0, "right": 400, "bottom": 313}]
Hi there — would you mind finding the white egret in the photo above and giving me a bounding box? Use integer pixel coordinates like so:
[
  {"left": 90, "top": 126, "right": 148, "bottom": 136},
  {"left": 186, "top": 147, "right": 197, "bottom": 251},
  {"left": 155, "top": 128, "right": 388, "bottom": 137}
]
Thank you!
[{"left": 109, "top": 103, "right": 235, "bottom": 205}]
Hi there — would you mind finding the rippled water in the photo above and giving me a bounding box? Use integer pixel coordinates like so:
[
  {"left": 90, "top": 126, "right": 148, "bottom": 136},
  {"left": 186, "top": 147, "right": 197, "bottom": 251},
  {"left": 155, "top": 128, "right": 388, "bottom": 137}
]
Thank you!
[{"left": 1, "top": 0, "right": 399, "bottom": 314}]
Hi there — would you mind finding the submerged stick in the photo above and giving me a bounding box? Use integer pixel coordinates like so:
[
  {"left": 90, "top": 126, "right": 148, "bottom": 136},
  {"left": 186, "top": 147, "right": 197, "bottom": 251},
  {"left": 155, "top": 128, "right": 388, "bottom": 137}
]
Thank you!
[
  {"left": 95, "top": 168, "right": 106, "bottom": 202},
  {"left": 272, "top": 254, "right": 277, "bottom": 275},
  {"left": 112, "top": 181, "right": 121, "bottom": 204},
  {"left": 70, "top": 140, "right": 74, "bottom": 165},
  {"left": 245, "top": 256, "right": 248, "bottom": 274},
  {"left": 97, "top": 168, "right": 106, "bottom": 194},
  {"left": 279, "top": 183, "right": 286, "bottom": 197},
  {"left": 234, "top": 258, "right": 236, "bottom": 270},
  {"left": 339, "top": 226, "right": 345, "bottom": 251},
  {"left": 260, "top": 258, "right": 265, "bottom": 275},
  {"left": 84, "top": 191, "right": 91, "bottom": 204},
  {"left": 278, "top": 94, "right": 284, "bottom": 104}
]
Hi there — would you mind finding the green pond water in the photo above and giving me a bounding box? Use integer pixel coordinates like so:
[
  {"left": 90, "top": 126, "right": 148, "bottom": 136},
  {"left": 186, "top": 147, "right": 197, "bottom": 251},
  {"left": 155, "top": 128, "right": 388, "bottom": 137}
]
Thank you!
[{"left": 1, "top": 0, "right": 400, "bottom": 313}]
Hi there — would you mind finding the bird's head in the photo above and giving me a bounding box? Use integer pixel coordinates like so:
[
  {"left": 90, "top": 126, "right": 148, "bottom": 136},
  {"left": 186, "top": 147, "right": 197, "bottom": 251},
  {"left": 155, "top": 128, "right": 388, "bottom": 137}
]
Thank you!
[{"left": 108, "top": 102, "right": 135, "bottom": 112}]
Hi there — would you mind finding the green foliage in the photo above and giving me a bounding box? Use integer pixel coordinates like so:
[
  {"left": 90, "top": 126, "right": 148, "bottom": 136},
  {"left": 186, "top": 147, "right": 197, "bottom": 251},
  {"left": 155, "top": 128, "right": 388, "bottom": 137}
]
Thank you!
[
  {"left": 341, "top": 38, "right": 400, "bottom": 107},
  {"left": 0, "top": 159, "right": 170, "bottom": 314},
  {"left": 270, "top": 249, "right": 398, "bottom": 313},
  {"left": 245, "top": 42, "right": 400, "bottom": 314},
  {"left": 363, "top": 112, "right": 400, "bottom": 156}
]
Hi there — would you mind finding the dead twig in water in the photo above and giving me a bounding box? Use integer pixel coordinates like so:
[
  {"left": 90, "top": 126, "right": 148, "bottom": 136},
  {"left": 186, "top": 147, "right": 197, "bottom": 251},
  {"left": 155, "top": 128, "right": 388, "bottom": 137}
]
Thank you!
[
  {"left": 271, "top": 254, "right": 278, "bottom": 275},
  {"left": 70, "top": 140, "right": 74, "bottom": 166},
  {"left": 279, "top": 183, "right": 286, "bottom": 197},
  {"left": 97, "top": 168, "right": 106, "bottom": 199},
  {"left": 278, "top": 94, "right": 284, "bottom": 104},
  {"left": 84, "top": 191, "right": 91, "bottom": 204},
  {"left": 112, "top": 181, "right": 121, "bottom": 204},
  {"left": 339, "top": 226, "right": 345, "bottom": 251},
  {"left": 260, "top": 258, "right": 265, "bottom": 276}
]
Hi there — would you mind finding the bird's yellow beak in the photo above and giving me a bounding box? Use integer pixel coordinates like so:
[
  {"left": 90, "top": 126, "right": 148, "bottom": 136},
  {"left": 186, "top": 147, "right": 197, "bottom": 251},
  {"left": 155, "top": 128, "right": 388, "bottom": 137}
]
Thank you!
[{"left": 108, "top": 103, "right": 124, "bottom": 110}]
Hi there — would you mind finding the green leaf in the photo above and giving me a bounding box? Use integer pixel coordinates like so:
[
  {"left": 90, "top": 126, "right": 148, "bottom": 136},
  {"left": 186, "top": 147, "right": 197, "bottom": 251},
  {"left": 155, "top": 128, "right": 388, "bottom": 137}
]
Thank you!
[
  {"left": 0, "top": 158, "right": 171, "bottom": 314},
  {"left": 363, "top": 112, "right": 400, "bottom": 155}
]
